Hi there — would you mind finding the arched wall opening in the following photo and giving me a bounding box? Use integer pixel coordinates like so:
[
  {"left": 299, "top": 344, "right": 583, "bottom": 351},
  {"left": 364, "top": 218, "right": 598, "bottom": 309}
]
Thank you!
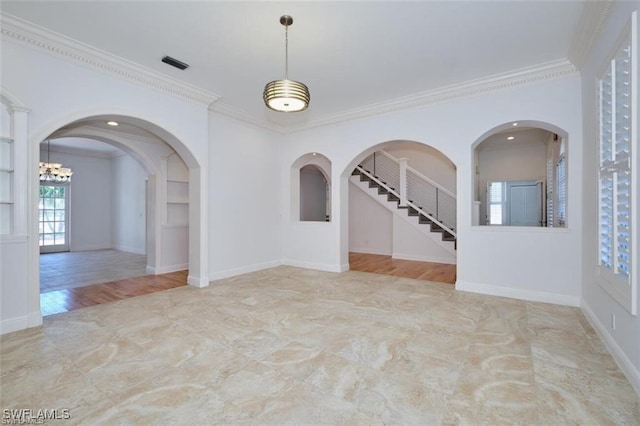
[
  {"left": 339, "top": 139, "right": 458, "bottom": 276},
  {"left": 471, "top": 120, "right": 569, "bottom": 228},
  {"left": 291, "top": 152, "right": 332, "bottom": 222},
  {"left": 28, "top": 113, "right": 206, "bottom": 317}
]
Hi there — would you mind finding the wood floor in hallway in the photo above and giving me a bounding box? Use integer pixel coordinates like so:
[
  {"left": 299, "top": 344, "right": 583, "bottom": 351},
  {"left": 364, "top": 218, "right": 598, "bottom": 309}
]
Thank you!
[
  {"left": 349, "top": 252, "right": 456, "bottom": 284},
  {"left": 40, "top": 251, "right": 455, "bottom": 317},
  {"left": 40, "top": 271, "right": 187, "bottom": 317}
]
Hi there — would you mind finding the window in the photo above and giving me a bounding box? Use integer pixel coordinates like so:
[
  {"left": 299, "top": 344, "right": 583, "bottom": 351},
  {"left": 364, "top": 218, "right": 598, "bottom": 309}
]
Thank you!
[
  {"left": 487, "top": 181, "right": 504, "bottom": 225},
  {"left": 598, "top": 18, "right": 636, "bottom": 314},
  {"left": 556, "top": 154, "right": 567, "bottom": 227},
  {"left": 39, "top": 184, "right": 70, "bottom": 253}
]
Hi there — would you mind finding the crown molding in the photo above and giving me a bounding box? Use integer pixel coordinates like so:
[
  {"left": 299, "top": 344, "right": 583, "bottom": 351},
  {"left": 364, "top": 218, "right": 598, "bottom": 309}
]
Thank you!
[
  {"left": 287, "top": 58, "right": 578, "bottom": 133},
  {"left": 0, "top": 13, "right": 220, "bottom": 107},
  {"left": 208, "top": 102, "right": 287, "bottom": 134},
  {"left": 568, "top": 0, "right": 614, "bottom": 69},
  {"left": 1, "top": 12, "right": 579, "bottom": 135},
  {"left": 210, "top": 58, "right": 578, "bottom": 135}
]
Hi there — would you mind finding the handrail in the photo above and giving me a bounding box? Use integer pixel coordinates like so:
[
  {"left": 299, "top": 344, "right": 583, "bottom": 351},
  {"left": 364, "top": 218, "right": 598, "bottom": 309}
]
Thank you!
[
  {"left": 405, "top": 163, "right": 455, "bottom": 199},
  {"left": 356, "top": 165, "right": 456, "bottom": 237},
  {"left": 355, "top": 165, "right": 401, "bottom": 199}
]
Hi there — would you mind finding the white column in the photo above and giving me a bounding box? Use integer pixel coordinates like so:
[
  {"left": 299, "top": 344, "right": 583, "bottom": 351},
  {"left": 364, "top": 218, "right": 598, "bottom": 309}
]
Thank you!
[{"left": 399, "top": 158, "right": 408, "bottom": 206}]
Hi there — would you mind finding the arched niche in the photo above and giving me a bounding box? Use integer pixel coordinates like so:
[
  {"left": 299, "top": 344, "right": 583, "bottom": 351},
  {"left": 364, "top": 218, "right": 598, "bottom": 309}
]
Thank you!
[
  {"left": 291, "top": 153, "right": 332, "bottom": 222},
  {"left": 472, "top": 120, "right": 568, "bottom": 228}
]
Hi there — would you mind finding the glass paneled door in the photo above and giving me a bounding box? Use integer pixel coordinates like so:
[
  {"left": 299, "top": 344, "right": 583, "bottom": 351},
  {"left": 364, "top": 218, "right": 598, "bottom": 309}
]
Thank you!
[{"left": 39, "top": 184, "right": 70, "bottom": 253}]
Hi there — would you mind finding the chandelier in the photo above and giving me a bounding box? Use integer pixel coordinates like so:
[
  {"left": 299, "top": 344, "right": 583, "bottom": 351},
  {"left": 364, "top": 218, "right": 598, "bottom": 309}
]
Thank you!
[
  {"left": 39, "top": 140, "right": 73, "bottom": 183},
  {"left": 263, "top": 15, "right": 310, "bottom": 112}
]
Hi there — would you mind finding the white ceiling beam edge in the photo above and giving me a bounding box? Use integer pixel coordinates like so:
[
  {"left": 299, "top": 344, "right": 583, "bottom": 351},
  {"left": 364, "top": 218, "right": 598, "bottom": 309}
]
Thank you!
[{"left": 0, "top": 12, "right": 220, "bottom": 107}]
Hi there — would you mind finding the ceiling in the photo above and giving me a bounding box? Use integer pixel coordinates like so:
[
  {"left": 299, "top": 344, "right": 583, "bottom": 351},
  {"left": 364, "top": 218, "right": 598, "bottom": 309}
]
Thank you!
[{"left": 1, "top": 1, "right": 587, "bottom": 130}]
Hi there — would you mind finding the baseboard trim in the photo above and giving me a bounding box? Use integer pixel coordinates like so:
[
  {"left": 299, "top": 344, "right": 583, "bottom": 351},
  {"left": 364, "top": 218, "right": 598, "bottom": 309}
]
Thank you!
[
  {"left": 113, "top": 245, "right": 145, "bottom": 255},
  {"left": 349, "top": 247, "right": 392, "bottom": 256},
  {"left": 209, "top": 260, "right": 282, "bottom": 281},
  {"left": 0, "top": 310, "right": 42, "bottom": 335},
  {"left": 392, "top": 252, "right": 456, "bottom": 265},
  {"left": 281, "top": 259, "right": 344, "bottom": 273},
  {"left": 456, "top": 280, "right": 581, "bottom": 307},
  {"left": 581, "top": 301, "right": 640, "bottom": 397},
  {"left": 187, "top": 274, "right": 209, "bottom": 288},
  {"left": 146, "top": 263, "right": 188, "bottom": 275}
]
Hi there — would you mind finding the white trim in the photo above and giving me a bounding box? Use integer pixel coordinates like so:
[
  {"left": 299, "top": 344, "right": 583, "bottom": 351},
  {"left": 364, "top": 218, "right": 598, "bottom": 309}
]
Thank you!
[
  {"left": 0, "top": 12, "right": 578, "bottom": 134},
  {"left": 187, "top": 274, "right": 209, "bottom": 288},
  {"left": 287, "top": 59, "right": 578, "bottom": 134},
  {"left": 0, "top": 311, "right": 41, "bottom": 335},
  {"left": 581, "top": 301, "right": 640, "bottom": 397},
  {"left": 568, "top": 0, "right": 614, "bottom": 69},
  {"left": 208, "top": 103, "right": 286, "bottom": 134},
  {"left": 392, "top": 252, "right": 456, "bottom": 265},
  {"left": 281, "top": 259, "right": 344, "bottom": 273},
  {"left": 349, "top": 247, "right": 392, "bottom": 256},
  {"left": 154, "top": 263, "right": 188, "bottom": 274},
  {"left": 209, "top": 260, "right": 282, "bottom": 281},
  {"left": 0, "top": 316, "right": 28, "bottom": 335},
  {"left": 456, "top": 280, "right": 581, "bottom": 307},
  {"left": 113, "top": 245, "right": 145, "bottom": 255},
  {"left": 0, "top": 234, "right": 28, "bottom": 243},
  {"left": 0, "top": 13, "right": 219, "bottom": 107}
]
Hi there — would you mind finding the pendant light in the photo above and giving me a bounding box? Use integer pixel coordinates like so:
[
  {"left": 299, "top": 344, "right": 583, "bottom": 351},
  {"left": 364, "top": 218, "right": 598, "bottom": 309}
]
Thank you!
[{"left": 263, "top": 15, "right": 310, "bottom": 112}]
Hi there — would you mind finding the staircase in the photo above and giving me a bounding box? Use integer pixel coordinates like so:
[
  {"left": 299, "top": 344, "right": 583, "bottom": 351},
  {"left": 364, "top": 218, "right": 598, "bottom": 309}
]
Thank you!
[{"left": 351, "top": 152, "right": 456, "bottom": 250}]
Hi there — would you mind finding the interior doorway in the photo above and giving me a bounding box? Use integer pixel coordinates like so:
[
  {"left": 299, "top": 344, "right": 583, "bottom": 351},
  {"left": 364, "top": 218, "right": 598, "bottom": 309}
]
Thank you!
[
  {"left": 36, "top": 114, "right": 197, "bottom": 315},
  {"left": 487, "top": 180, "right": 543, "bottom": 226}
]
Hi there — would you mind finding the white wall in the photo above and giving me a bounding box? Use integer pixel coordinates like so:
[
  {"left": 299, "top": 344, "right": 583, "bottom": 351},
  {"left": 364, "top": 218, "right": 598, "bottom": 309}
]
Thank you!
[
  {"left": 580, "top": 1, "right": 640, "bottom": 394},
  {"left": 392, "top": 215, "right": 455, "bottom": 264},
  {"left": 384, "top": 142, "right": 456, "bottom": 193},
  {"left": 40, "top": 148, "right": 113, "bottom": 251},
  {"left": 281, "top": 74, "right": 583, "bottom": 307},
  {"left": 112, "top": 154, "right": 146, "bottom": 254},
  {"left": 349, "top": 181, "right": 392, "bottom": 255},
  {"left": 208, "top": 112, "right": 282, "bottom": 279}
]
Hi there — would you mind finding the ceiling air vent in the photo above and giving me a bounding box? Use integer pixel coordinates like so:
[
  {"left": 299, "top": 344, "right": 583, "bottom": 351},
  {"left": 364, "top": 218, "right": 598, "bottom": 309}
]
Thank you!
[{"left": 161, "top": 56, "right": 189, "bottom": 70}]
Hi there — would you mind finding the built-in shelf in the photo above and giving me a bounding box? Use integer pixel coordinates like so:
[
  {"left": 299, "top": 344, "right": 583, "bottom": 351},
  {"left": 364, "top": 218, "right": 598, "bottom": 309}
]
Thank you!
[{"left": 167, "top": 180, "right": 188, "bottom": 204}]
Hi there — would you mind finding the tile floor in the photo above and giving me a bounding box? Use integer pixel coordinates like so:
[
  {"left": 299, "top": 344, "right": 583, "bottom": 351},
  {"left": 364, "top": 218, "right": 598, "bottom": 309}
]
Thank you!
[
  {"left": 40, "top": 250, "right": 147, "bottom": 292},
  {"left": 2, "top": 266, "right": 638, "bottom": 424}
]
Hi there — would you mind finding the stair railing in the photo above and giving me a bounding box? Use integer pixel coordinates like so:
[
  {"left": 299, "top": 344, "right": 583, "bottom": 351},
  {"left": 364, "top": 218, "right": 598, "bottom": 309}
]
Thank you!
[{"left": 358, "top": 150, "right": 456, "bottom": 236}]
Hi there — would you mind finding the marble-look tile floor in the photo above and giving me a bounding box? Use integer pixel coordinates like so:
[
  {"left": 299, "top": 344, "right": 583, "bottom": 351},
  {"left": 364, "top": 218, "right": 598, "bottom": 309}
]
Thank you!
[{"left": 2, "top": 266, "right": 638, "bottom": 424}]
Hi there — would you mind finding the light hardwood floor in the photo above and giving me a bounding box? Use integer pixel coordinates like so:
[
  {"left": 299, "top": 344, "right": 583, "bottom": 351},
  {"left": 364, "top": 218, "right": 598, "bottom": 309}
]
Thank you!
[
  {"left": 39, "top": 249, "right": 186, "bottom": 316},
  {"left": 39, "top": 251, "right": 454, "bottom": 316},
  {"left": 349, "top": 252, "right": 456, "bottom": 284}
]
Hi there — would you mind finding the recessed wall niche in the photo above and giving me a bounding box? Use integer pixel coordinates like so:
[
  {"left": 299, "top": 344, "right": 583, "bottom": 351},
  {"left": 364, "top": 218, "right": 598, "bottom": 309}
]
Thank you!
[
  {"left": 473, "top": 122, "right": 567, "bottom": 228},
  {"left": 291, "top": 153, "right": 331, "bottom": 222}
]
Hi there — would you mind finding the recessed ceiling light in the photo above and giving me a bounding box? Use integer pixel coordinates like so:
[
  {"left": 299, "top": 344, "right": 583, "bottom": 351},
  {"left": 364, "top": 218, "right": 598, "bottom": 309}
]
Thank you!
[
  {"left": 107, "top": 121, "right": 119, "bottom": 126},
  {"left": 507, "top": 136, "right": 515, "bottom": 140},
  {"left": 512, "top": 122, "right": 518, "bottom": 127}
]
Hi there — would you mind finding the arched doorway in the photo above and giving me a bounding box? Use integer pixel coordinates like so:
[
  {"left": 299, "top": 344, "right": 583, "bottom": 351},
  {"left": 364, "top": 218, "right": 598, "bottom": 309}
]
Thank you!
[
  {"left": 29, "top": 114, "right": 207, "bottom": 317},
  {"left": 340, "top": 140, "right": 457, "bottom": 283}
]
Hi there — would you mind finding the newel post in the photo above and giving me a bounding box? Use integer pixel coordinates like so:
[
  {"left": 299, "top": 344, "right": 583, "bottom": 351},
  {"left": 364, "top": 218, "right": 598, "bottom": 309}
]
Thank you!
[{"left": 398, "top": 158, "right": 408, "bottom": 206}]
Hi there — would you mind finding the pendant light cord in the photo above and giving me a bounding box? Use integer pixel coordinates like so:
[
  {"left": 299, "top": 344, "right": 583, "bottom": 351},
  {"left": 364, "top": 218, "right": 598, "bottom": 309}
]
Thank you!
[{"left": 284, "top": 23, "right": 289, "bottom": 80}]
